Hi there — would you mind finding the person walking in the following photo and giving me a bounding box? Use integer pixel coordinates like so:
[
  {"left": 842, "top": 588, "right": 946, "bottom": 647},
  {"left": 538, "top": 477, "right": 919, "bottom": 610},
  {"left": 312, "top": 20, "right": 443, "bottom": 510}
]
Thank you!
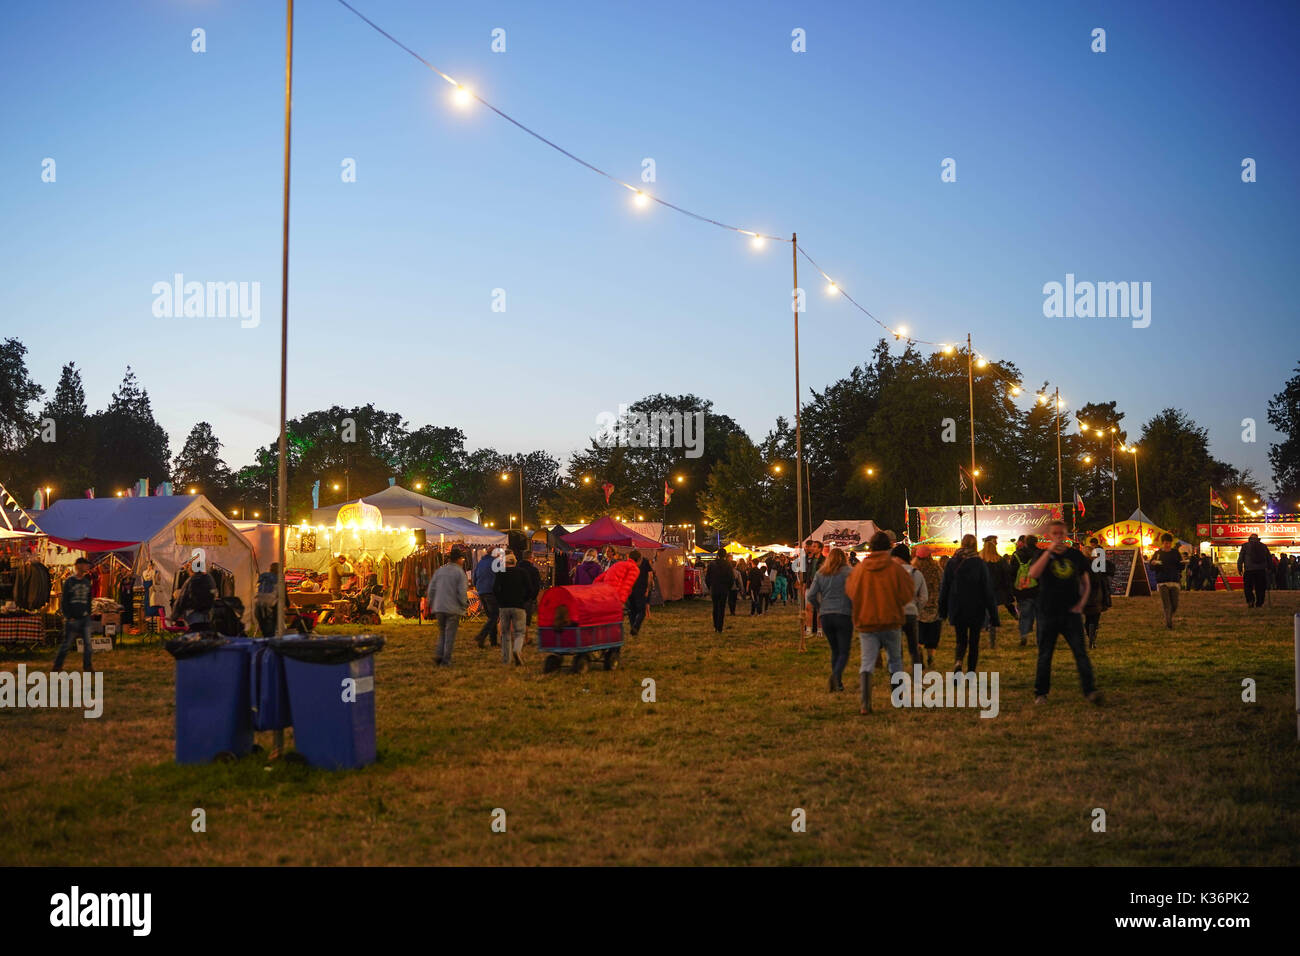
[
  {"left": 844, "top": 532, "right": 914, "bottom": 714},
  {"left": 938, "top": 534, "right": 999, "bottom": 673},
  {"left": 494, "top": 552, "right": 532, "bottom": 666},
  {"left": 772, "top": 560, "right": 790, "bottom": 605},
  {"left": 980, "top": 536, "right": 1012, "bottom": 649},
  {"left": 1276, "top": 552, "right": 1290, "bottom": 591},
  {"left": 1028, "top": 519, "right": 1103, "bottom": 705},
  {"left": 626, "top": 549, "right": 654, "bottom": 635},
  {"left": 806, "top": 547, "right": 853, "bottom": 692},
  {"left": 428, "top": 548, "right": 470, "bottom": 666},
  {"left": 705, "top": 552, "right": 734, "bottom": 632},
  {"left": 1011, "top": 534, "right": 1041, "bottom": 646},
  {"left": 802, "top": 541, "right": 825, "bottom": 635},
  {"left": 747, "top": 562, "right": 766, "bottom": 616},
  {"left": 1150, "top": 533, "right": 1184, "bottom": 628},
  {"left": 1082, "top": 542, "right": 1111, "bottom": 648},
  {"left": 913, "top": 546, "right": 943, "bottom": 669},
  {"left": 52, "top": 557, "right": 94, "bottom": 672},
  {"left": 1236, "top": 533, "right": 1271, "bottom": 608},
  {"left": 759, "top": 563, "right": 774, "bottom": 612},
  {"left": 471, "top": 549, "right": 500, "bottom": 648},
  {"left": 891, "top": 543, "right": 927, "bottom": 670}
]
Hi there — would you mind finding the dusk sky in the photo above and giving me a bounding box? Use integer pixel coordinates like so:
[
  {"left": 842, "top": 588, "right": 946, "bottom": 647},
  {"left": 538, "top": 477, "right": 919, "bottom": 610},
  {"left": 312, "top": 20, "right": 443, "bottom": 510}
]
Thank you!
[{"left": 3, "top": 0, "right": 1297, "bottom": 490}]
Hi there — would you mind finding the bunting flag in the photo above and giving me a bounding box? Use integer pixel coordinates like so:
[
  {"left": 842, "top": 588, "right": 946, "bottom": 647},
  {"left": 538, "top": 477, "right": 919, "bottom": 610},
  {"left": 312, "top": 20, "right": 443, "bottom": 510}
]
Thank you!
[
  {"left": 663, "top": 481, "right": 675, "bottom": 507},
  {"left": 958, "top": 468, "right": 967, "bottom": 492},
  {"left": 388, "top": 477, "right": 396, "bottom": 486},
  {"left": 1210, "top": 488, "right": 1227, "bottom": 511},
  {"left": 601, "top": 481, "right": 614, "bottom": 504},
  {"left": 85, "top": 488, "right": 95, "bottom": 499},
  {"left": 32, "top": 490, "right": 44, "bottom": 510},
  {"left": 136, "top": 478, "right": 149, "bottom": 498},
  {"left": 311, "top": 480, "right": 321, "bottom": 510},
  {"left": 1, "top": 482, "right": 41, "bottom": 532}
]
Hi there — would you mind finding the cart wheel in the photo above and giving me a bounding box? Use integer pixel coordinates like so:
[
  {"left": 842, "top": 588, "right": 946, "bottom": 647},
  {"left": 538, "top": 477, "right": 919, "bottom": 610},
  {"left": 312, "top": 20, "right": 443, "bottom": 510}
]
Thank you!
[
  {"left": 570, "top": 653, "right": 589, "bottom": 674},
  {"left": 543, "top": 654, "right": 563, "bottom": 674},
  {"left": 603, "top": 647, "right": 621, "bottom": 670}
]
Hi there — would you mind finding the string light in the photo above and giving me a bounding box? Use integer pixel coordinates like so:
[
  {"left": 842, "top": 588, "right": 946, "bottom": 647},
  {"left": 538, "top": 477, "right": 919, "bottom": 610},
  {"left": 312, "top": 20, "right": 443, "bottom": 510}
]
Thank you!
[{"left": 333, "top": 0, "right": 1096, "bottom": 425}]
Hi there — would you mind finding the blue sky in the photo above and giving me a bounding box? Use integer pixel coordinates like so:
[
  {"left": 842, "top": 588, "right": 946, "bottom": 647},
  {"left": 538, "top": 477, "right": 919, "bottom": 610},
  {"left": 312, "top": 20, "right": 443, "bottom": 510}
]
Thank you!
[{"left": 3, "top": 0, "right": 1297, "bottom": 489}]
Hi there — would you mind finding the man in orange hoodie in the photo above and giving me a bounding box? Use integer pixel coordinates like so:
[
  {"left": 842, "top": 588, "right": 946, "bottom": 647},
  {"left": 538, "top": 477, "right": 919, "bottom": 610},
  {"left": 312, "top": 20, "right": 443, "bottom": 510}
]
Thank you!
[{"left": 844, "top": 531, "right": 914, "bottom": 714}]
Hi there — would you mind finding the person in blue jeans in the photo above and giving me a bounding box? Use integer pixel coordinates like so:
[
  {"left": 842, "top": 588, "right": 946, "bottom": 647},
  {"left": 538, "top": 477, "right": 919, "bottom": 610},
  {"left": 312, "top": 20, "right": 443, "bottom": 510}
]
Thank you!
[
  {"left": 427, "top": 548, "right": 470, "bottom": 667},
  {"left": 1027, "top": 520, "right": 1103, "bottom": 706},
  {"left": 806, "top": 547, "right": 853, "bottom": 692},
  {"left": 53, "top": 557, "right": 95, "bottom": 672},
  {"left": 1012, "top": 534, "right": 1040, "bottom": 645}
]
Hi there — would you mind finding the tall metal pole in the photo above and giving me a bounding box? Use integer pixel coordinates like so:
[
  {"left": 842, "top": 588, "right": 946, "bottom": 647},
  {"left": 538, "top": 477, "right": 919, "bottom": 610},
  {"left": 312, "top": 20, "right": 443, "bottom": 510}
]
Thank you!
[
  {"left": 1055, "top": 385, "right": 1064, "bottom": 528},
  {"left": 275, "top": 0, "right": 294, "bottom": 641},
  {"left": 793, "top": 234, "right": 805, "bottom": 649},
  {"left": 1133, "top": 450, "right": 1143, "bottom": 550},
  {"left": 271, "top": 0, "right": 294, "bottom": 762},
  {"left": 966, "top": 333, "right": 978, "bottom": 538},
  {"left": 518, "top": 465, "right": 525, "bottom": 533},
  {"left": 1110, "top": 429, "right": 1116, "bottom": 539}
]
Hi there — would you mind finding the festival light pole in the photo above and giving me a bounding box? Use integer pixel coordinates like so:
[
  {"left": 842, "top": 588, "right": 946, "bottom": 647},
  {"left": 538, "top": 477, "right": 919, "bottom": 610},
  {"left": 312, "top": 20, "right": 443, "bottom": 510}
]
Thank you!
[{"left": 502, "top": 465, "right": 524, "bottom": 530}]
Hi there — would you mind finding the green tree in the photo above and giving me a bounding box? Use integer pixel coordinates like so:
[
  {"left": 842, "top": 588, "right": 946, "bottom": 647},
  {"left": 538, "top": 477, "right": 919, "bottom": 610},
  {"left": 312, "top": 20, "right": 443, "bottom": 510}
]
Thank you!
[
  {"left": 172, "top": 422, "right": 234, "bottom": 503},
  {"left": 24, "top": 362, "right": 91, "bottom": 501},
  {"left": 1267, "top": 361, "right": 1300, "bottom": 510},
  {"left": 0, "top": 339, "right": 45, "bottom": 495},
  {"left": 90, "top": 367, "right": 171, "bottom": 495},
  {"left": 699, "top": 432, "right": 791, "bottom": 544}
]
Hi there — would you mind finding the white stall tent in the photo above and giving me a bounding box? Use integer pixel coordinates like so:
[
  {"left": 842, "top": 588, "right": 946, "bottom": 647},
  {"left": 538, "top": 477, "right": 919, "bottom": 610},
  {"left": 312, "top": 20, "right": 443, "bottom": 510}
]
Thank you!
[{"left": 36, "top": 496, "right": 258, "bottom": 627}]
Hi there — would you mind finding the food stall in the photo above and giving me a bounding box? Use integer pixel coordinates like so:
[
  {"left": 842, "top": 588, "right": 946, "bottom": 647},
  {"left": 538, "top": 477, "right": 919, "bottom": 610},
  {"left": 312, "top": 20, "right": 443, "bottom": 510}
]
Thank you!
[{"left": 1196, "top": 518, "right": 1300, "bottom": 589}]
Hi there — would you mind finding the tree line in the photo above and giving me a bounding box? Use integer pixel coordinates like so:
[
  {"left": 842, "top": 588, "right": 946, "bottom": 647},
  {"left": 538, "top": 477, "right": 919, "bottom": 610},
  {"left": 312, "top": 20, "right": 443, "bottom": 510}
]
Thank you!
[{"left": 2, "top": 337, "right": 1298, "bottom": 545}]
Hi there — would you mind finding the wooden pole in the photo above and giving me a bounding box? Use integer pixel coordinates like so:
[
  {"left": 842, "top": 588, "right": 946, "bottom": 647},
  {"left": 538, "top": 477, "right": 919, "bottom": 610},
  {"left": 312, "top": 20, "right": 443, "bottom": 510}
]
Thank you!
[{"left": 967, "top": 333, "right": 978, "bottom": 538}]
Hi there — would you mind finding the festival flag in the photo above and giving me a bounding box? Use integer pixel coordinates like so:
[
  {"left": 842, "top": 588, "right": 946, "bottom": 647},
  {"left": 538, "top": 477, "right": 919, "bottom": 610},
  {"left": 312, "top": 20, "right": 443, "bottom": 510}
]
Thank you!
[
  {"left": 1210, "top": 488, "right": 1227, "bottom": 511},
  {"left": 84, "top": 488, "right": 94, "bottom": 499},
  {"left": 135, "top": 478, "right": 149, "bottom": 498},
  {"left": 958, "top": 468, "right": 967, "bottom": 492},
  {"left": 601, "top": 481, "right": 614, "bottom": 504},
  {"left": 1073, "top": 490, "right": 1086, "bottom": 518},
  {"left": 32, "top": 490, "right": 44, "bottom": 510},
  {"left": 311, "top": 480, "right": 321, "bottom": 509},
  {"left": 664, "top": 481, "right": 675, "bottom": 507}
]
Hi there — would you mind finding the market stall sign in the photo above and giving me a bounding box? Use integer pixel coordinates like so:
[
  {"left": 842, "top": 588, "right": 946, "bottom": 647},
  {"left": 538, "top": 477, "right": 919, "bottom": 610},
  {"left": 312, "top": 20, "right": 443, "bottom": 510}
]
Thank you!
[
  {"left": 1205, "top": 522, "right": 1300, "bottom": 542},
  {"left": 336, "top": 502, "right": 382, "bottom": 530},
  {"left": 917, "top": 503, "right": 1062, "bottom": 546},
  {"left": 174, "top": 517, "right": 228, "bottom": 547},
  {"left": 1096, "top": 520, "right": 1162, "bottom": 548}
]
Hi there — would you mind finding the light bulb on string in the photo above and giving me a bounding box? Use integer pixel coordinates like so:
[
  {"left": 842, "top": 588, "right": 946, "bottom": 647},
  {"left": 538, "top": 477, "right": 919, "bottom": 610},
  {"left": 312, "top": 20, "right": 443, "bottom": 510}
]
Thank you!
[
  {"left": 976, "top": 356, "right": 988, "bottom": 369},
  {"left": 1010, "top": 386, "right": 1021, "bottom": 396},
  {"left": 750, "top": 234, "right": 765, "bottom": 250},
  {"left": 633, "top": 190, "right": 650, "bottom": 209},
  {"left": 452, "top": 84, "right": 473, "bottom": 108},
  {"left": 895, "top": 325, "right": 908, "bottom": 340},
  {"left": 826, "top": 281, "right": 838, "bottom": 294}
]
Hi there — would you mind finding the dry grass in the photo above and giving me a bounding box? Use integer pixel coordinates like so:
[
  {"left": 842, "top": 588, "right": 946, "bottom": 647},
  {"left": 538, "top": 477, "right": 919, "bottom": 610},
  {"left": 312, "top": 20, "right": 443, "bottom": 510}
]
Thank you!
[{"left": 2, "top": 589, "right": 1298, "bottom": 865}]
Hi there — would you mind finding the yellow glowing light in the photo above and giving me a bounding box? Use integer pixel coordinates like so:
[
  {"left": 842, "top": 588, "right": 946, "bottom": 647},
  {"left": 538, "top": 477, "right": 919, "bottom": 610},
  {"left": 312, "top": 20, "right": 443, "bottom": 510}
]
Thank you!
[
  {"left": 942, "top": 344, "right": 955, "bottom": 355},
  {"left": 634, "top": 190, "right": 650, "bottom": 208},
  {"left": 976, "top": 357, "right": 988, "bottom": 368},
  {"left": 453, "top": 84, "right": 473, "bottom": 107},
  {"left": 896, "top": 325, "right": 908, "bottom": 338},
  {"left": 772, "top": 464, "right": 782, "bottom": 473},
  {"left": 1084, "top": 456, "right": 1092, "bottom": 464},
  {"left": 973, "top": 469, "right": 981, "bottom": 477},
  {"left": 1010, "top": 386, "right": 1021, "bottom": 396},
  {"left": 866, "top": 467, "right": 875, "bottom": 476},
  {"left": 1036, "top": 394, "right": 1046, "bottom": 405},
  {"left": 1057, "top": 398, "right": 1065, "bottom": 409},
  {"left": 826, "top": 281, "right": 837, "bottom": 294},
  {"left": 1095, "top": 429, "right": 1104, "bottom": 437},
  {"left": 750, "top": 235, "right": 765, "bottom": 250},
  {"left": 414, "top": 482, "right": 423, "bottom": 490},
  {"left": 1078, "top": 421, "right": 1088, "bottom": 431},
  {"left": 675, "top": 475, "right": 685, "bottom": 483},
  {"left": 253, "top": 511, "right": 260, "bottom": 518},
  {"left": 582, "top": 476, "right": 591, "bottom": 484}
]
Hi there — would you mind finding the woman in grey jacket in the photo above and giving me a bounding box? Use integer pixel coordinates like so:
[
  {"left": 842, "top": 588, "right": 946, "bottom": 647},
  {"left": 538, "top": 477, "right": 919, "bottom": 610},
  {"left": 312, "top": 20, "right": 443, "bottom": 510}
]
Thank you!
[{"left": 806, "top": 547, "right": 854, "bottom": 692}]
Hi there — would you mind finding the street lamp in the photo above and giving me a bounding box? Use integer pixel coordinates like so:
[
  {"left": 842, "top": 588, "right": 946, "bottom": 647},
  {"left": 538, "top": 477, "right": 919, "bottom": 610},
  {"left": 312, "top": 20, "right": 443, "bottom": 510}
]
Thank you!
[
  {"left": 1126, "top": 445, "right": 1144, "bottom": 548},
  {"left": 502, "top": 466, "right": 524, "bottom": 530}
]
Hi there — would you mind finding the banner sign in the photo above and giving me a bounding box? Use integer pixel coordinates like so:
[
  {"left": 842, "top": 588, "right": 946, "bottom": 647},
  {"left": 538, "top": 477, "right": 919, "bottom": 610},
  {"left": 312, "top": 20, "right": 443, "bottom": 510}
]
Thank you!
[
  {"left": 173, "top": 517, "right": 229, "bottom": 548},
  {"left": 917, "top": 503, "right": 1062, "bottom": 545},
  {"left": 1204, "top": 522, "right": 1300, "bottom": 542},
  {"left": 336, "top": 502, "right": 382, "bottom": 529},
  {"left": 661, "top": 526, "right": 695, "bottom": 551}
]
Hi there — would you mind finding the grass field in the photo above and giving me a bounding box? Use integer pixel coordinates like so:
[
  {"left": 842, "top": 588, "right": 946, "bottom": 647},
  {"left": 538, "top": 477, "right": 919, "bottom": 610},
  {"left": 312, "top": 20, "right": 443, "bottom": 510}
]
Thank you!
[{"left": 2, "top": 589, "right": 1298, "bottom": 866}]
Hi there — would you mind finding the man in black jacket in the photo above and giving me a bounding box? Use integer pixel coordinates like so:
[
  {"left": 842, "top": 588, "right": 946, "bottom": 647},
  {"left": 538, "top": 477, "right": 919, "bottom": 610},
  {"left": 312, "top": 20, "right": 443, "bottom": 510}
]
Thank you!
[
  {"left": 173, "top": 563, "right": 218, "bottom": 631},
  {"left": 493, "top": 552, "right": 535, "bottom": 666},
  {"left": 53, "top": 558, "right": 94, "bottom": 672},
  {"left": 1151, "top": 534, "right": 1184, "bottom": 628},
  {"left": 1237, "top": 533, "right": 1271, "bottom": 607},
  {"left": 705, "top": 554, "right": 733, "bottom": 632}
]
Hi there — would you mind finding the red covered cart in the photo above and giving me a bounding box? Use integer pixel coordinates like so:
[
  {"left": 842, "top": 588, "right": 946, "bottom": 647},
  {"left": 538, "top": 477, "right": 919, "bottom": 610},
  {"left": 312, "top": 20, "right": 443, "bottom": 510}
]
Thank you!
[{"left": 536, "top": 583, "right": 626, "bottom": 673}]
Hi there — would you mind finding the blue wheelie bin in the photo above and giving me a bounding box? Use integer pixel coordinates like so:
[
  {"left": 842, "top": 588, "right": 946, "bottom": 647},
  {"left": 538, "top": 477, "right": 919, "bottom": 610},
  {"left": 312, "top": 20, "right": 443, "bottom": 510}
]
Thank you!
[
  {"left": 168, "top": 635, "right": 254, "bottom": 764},
  {"left": 272, "top": 635, "right": 384, "bottom": 770}
]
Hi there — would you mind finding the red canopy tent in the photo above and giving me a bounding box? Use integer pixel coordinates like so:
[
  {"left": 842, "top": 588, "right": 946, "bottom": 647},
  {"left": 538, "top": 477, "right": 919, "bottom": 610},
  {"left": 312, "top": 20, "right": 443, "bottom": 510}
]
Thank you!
[{"left": 561, "top": 516, "right": 664, "bottom": 550}]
